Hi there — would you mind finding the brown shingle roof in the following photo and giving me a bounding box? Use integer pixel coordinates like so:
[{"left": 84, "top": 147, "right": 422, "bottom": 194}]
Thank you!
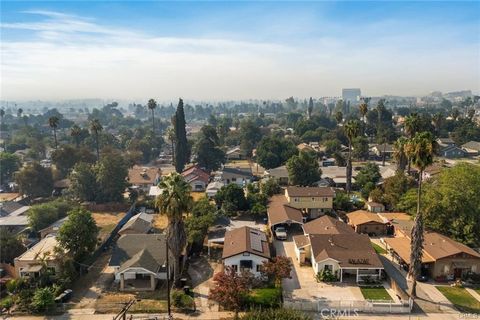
[
  {"left": 347, "top": 210, "right": 386, "bottom": 226},
  {"left": 303, "top": 215, "right": 355, "bottom": 235},
  {"left": 222, "top": 226, "right": 271, "bottom": 259},
  {"left": 181, "top": 165, "right": 210, "bottom": 184},
  {"left": 293, "top": 235, "right": 310, "bottom": 248},
  {"left": 128, "top": 166, "right": 160, "bottom": 185},
  {"left": 385, "top": 232, "right": 480, "bottom": 264},
  {"left": 309, "top": 233, "right": 383, "bottom": 268},
  {"left": 267, "top": 195, "right": 303, "bottom": 226},
  {"left": 286, "top": 186, "right": 335, "bottom": 197}
]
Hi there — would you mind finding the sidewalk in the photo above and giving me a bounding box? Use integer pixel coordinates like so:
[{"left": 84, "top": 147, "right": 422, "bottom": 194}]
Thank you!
[{"left": 466, "top": 287, "right": 480, "bottom": 302}]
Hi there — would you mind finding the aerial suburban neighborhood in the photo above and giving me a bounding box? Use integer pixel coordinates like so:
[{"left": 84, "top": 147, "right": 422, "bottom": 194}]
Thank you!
[{"left": 1, "top": 1, "right": 480, "bottom": 320}]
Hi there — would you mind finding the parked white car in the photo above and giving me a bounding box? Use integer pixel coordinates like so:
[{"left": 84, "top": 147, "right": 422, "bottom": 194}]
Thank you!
[{"left": 274, "top": 226, "right": 287, "bottom": 240}]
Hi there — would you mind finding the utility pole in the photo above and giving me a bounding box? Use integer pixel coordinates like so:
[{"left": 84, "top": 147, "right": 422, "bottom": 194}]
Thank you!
[{"left": 113, "top": 299, "right": 136, "bottom": 320}]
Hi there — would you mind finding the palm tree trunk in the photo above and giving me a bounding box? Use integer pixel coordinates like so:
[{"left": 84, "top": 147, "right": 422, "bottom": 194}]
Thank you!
[
  {"left": 151, "top": 109, "right": 155, "bottom": 134},
  {"left": 346, "top": 143, "right": 352, "bottom": 194},
  {"left": 408, "top": 171, "right": 424, "bottom": 298},
  {"left": 53, "top": 128, "right": 58, "bottom": 149},
  {"left": 95, "top": 133, "right": 100, "bottom": 161},
  {"left": 382, "top": 143, "right": 386, "bottom": 166}
]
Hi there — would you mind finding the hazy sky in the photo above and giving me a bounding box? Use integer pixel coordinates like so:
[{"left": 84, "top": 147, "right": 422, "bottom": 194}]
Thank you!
[{"left": 1, "top": 1, "right": 479, "bottom": 101}]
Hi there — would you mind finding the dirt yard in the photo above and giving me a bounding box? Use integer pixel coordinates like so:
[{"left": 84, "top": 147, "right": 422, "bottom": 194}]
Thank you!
[
  {"left": 95, "top": 290, "right": 167, "bottom": 313},
  {"left": 92, "top": 212, "right": 126, "bottom": 241}
]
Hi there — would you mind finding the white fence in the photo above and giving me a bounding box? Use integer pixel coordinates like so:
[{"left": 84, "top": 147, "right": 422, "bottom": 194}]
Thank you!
[{"left": 283, "top": 298, "right": 413, "bottom": 314}]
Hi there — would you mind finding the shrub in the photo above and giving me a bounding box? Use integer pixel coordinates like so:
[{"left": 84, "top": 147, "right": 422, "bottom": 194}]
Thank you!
[
  {"left": 30, "top": 287, "right": 55, "bottom": 314},
  {"left": 171, "top": 290, "right": 194, "bottom": 310},
  {"left": 0, "top": 296, "right": 13, "bottom": 309},
  {"left": 315, "top": 269, "right": 338, "bottom": 282},
  {"left": 241, "top": 308, "right": 312, "bottom": 320},
  {"left": 246, "top": 288, "right": 281, "bottom": 308}
]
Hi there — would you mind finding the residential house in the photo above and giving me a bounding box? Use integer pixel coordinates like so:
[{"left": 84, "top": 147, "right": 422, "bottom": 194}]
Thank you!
[
  {"left": 439, "top": 145, "right": 466, "bottom": 159},
  {"left": 0, "top": 205, "right": 30, "bottom": 233},
  {"left": 371, "top": 143, "right": 394, "bottom": 160},
  {"left": 297, "top": 143, "right": 315, "bottom": 153},
  {"left": 384, "top": 232, "right": 480, "bottom": 280},
  {"left": 346, "top": 210, "right": 388, "bottom": 236},
  {"left": 422, "top": 163, "right": 446, "bottom": 180},
  {"left": 128, "top": 166, "right": 161, "bottom": 192},
  {"left": 302, "top": 215, "right": 356, "bottom": 236},
  {"left": 181, "top": 166, "right": 210, "bottom": 192},
  {"left": 377, "top": 212, "right": 412, "bottom": 237},
  {"left": 436, "top": 137, "right": 455, "bottom": 148},
  {"left": 462, "top": 141, "right": 480, "bottom": 156},
  {"left": 0, "top": 201, "right": 23, "bottom": 217},
  {"left": 284, "top": 186, "right": 335, "bottom": 219},
  {"left": 320, "top": 166, "right": 359, "bottom": 189},
  {"left": 226, "top": 146, "right": 244, "bottom": 160},
  {"left": 118, "top": 212, "right": 153, "bottom": 235},
  {"left": 148, "top": 186, "right": 163, "bottom": 198},
  {"left": 206, "top": 181, "right": 224, "bottom": 198},
  {"left": 110, "top": 234, "right": 171, "bottom": 291},
  {"left": 39, "top": 217, "right": 68, "bottom": 238},
  {"left": 219, "top": 167, "right": 253, "bottom": 186},
  {"left": 222, "top": 226, "right": 271, "bottom": 277},
  {"left": 366, "top": 202, "right": 385, "bottom": 213},
  {"left": 263, "top": 165, "right": 289, "bottom": 185},
  {"left": 267, "top": 195, "right": 304, "bottom": 231},
  {"left": 293, "top": 232, "right": 383, "bottom": 282},
  {"left": 14, "top": 235, "right": 62, "bottom": 278}
]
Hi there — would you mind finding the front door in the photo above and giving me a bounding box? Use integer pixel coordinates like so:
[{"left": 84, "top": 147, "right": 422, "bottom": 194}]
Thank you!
[{"left": 454, "top": 268, "right": 463, "bottom": 279}]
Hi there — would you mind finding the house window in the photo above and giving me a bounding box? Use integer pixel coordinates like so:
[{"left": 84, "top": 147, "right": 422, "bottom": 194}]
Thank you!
[
  {"left": 324, "top": 264, "right": 333, "bottom": 272},
  {"left": 256, "top": 265, "right": 262, "bottom": 272},
  {"left": 444, "top": 265, "right": 450, "bottom": 274},
  {"left": 312, "top": 197, "right": 315, "bottom": 201},
  {"left": 240, "top": 260, "right": 253, "bottom": 271},
  {"left": 232, "top": 265, "right": 238, "bottom": 272},
  {"left": 323, "top": 197, "right": 328, "bottom": 202},
  {"left": 232, "top": 177, "right": 237, "bottom": 182},
  {"left": 294, "top": 198, "right": 299, "bottom": 202}
]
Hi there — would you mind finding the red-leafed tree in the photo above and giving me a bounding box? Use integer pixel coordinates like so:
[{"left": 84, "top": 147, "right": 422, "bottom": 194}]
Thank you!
[
  {"left": 209, "top": 266, "right": 252, "bottom": 315},
  {"left": 261, "top": 256, "right": 292, "bottom": 287}
]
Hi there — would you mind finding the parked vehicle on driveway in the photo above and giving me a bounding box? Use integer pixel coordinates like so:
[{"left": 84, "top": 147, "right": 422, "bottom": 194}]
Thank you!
[{"left": 275, "top": 226, "right": 287, "bottom": 240}]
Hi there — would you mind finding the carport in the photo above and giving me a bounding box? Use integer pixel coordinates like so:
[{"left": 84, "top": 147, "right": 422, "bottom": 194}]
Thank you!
[{"left": 267, "top": 195, "right": 304, "bottom": 233}]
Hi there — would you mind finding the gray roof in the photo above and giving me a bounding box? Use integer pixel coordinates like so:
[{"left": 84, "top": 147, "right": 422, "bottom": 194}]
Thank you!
[
  {"left": 222, "top": 167, "right": 253, "bottom": 177},
  {"left": 118, "top": 249, "right": 160, "bottom": 273},
  {"left": 0, "top": 201, "right": 23, "bottom": 217},
  {"left": 462, "top": 141, "right": 480, "bottom": 151},
  {"left": 110, "top": 234, "right": 167, "bottom": 270},
  {"left": 118, "top": 212, "right": 153, "bottom": 235},
  {"left": 265, "top": 165, "right": 288, "bottom": 178}
]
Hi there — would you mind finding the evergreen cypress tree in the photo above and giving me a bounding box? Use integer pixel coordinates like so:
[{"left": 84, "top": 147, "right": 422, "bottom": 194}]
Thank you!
[{"left": 173, "top": 98, "right": 188, "bottom": 172}]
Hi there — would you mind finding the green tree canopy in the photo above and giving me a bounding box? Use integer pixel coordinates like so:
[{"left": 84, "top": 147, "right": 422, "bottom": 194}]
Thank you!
[
  {"left": 256, "top": 135, "right": 297, "bottom": 169},
  {"left": 51, "top": 144, "right": 96, "bottom": 177},
  {"left": 28, "top": 199, "right": 77, "bottom": 233},
  {"left": 194, "top": 125, "right": 225, "bottom": 171},
  {"left": 215, "top": 183, "right": 249, "bottom": 212},
  {"left": 95, "top": 150, "right": 128, "bottom": 203},
  {"left": 355, "top": 163, "right": 381, "bottom": 198},
  {"left": 0, "top": 230, "right": 26, "bottom": 264},
  {"left": 286, "top": 150, "right": 321, "bottom": 186},
  {"left": 57, "top": 208, "right": 98, "bottom": 261},
  {"left": 0, "top": 152, "right": 20, "bottom": 183},
  {"left": 15, "top": 162, "right": 53, "bottom": 197}
]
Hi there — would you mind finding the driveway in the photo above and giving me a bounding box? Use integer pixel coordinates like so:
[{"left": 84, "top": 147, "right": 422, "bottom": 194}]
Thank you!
[{"left": 274, "top": 239, "right": 364, "bottom": 302}]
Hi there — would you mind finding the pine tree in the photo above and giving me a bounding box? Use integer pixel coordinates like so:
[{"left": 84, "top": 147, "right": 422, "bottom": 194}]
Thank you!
[{"left": 173, "top": 98, "right": 188, "bottom": 172}]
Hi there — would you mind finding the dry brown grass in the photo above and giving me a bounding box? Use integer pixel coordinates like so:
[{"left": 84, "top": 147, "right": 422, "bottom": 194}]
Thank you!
[
  {"left": 92, "top": 212, "right": 126, "bottom": 240},
  {"left": 95, "top": 292, "right": 167, "bottom": 314},
  {"left": 191, "top": 191, "right": 206, "bottom": 202},
  {"left": 152, "top": 214, "right": 168, "bottom": 230}
]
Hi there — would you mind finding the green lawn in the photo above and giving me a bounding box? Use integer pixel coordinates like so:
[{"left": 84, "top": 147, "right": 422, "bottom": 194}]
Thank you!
[
  {"left": 360, "top": 286, "right": 393, "bottom": 301},
  {"left": 371, "top": 243, "right": 387, "bottom": 255},
  {"left": 436, "top": 286, "right": 480, "bottom": 313},
  {"left": 247, "top": 287, "right": 282, "bottom": 308}
]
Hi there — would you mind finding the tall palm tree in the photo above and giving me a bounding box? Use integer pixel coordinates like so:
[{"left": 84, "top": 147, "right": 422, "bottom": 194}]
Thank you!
[
  {"left": 404, "top": 113, "right": 420, "bottom": 139},
  {"left": 155, "top": 173, "right": 192, "bottom": 285},
  {"left": 404, "top": 132, "right": 436, "bottom": 298},
  {"left": 344, "top": 120, "right": 360, "bottom": 194},
  {"left": 48, "top": 116, "right": 59, "bottom": 149},
  {"left": 359, "top": 102, "right": 368, "bottom": 123},
  {"left": 166, "top": 127, "right": 176, "bottom": 165},
  {"left": 451, "top": 108, "right": 460, "bottom": 121},
  {"left": 335, "top": 111, "right": 343, "bottom": 124},
  {"left": 70, "top": 124, "right": 82, "bottom": 147},
  {"left": 147, "top": 98, "right": 157, "bottom": 135},
  {"left": 431, "top": 113, "right": 444, "bottom": 134},
  {"left": 89, "top": 119, "right": 103, "bottom": 161},
  {"left": 393, "top": 137, "right": 408, "bottom": 172}
]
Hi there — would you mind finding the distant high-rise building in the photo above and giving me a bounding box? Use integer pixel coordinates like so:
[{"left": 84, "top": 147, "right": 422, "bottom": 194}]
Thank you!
[{"left": 342, "top": 88, "right": 361, "bottom": 103}]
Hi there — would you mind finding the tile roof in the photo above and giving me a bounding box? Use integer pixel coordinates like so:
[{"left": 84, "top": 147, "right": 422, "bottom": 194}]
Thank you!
[
  {"left": 303, "top": 215, "right": 355, "bottom": 235},
  {"left": 286, "top": 186, "right": 335, "bottom": 197},
  {"left": 309, "top": 233, "right": 383, "bottom": 268},
  {"left": 222, "top": 226, "right": 270, "bottom": 259}
]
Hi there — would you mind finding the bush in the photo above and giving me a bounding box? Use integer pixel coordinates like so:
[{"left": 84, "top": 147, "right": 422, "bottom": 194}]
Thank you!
[
  {"left": 241, "top": 308, "right": 312, "bottom": 320},
  {"left": 171, "top": 290, "right": 194, "bottom": 310},
  {"left": 315, "top": 269, "right": 338, "bottom": 282},
  {"left": 30, "top": 287, "right": 55, "bottom": 314},
  {"left": 0, "top": 296, "right": 13, "bottom": 309}
]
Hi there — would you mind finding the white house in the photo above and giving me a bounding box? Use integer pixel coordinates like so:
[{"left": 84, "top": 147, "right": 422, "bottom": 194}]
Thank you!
[{"left": 222, "top": 226, "right": 271, "bottom": 277}]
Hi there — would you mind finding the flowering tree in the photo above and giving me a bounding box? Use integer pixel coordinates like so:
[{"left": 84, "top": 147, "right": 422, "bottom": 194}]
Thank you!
[
  {"left": 261, "top": 256, "right": 292, "bottom": 287},
  {"left": 209, "top": 266, "right": 252, "bottom": 315}
]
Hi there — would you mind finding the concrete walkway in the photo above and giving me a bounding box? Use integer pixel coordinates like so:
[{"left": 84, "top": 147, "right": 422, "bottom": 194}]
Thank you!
[
  {"left": 466, "top": 287, "right": 480, "bottom": 302},
  {"left": 187, "top": 255, "right": 221, "bottom": 313}
]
